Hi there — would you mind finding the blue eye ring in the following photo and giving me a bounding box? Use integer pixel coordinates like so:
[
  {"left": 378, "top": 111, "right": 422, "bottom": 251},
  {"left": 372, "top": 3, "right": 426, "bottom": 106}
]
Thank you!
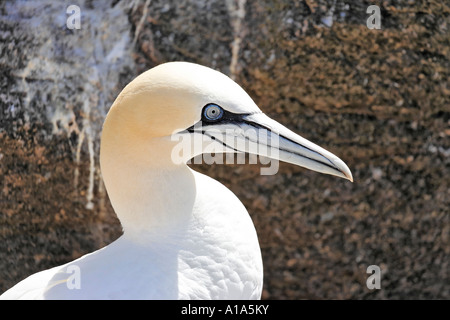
[{"left": 203, "top": 104, "right": 224, "bottom": 122}]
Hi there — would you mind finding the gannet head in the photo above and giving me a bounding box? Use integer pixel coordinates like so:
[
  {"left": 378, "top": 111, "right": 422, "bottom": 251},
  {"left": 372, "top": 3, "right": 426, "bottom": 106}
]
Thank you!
[{"left": 102, "top": 61, "right": 352, "bottom": 181}]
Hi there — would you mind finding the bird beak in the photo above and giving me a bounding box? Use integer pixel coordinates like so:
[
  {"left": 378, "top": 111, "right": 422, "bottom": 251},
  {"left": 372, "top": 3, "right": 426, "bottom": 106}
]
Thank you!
[
  {"left": 190, "top": 111, "right": 352, "bottom": 181},
  {"left": 181, "top": 110, "right": 352, "bottom": 181},
  {"left": 234, "top": 112, "right": 353, "bottom": 181}
]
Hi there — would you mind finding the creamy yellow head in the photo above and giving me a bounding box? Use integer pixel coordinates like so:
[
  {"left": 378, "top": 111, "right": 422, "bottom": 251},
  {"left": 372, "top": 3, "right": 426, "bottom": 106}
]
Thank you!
[
  {"left": 101, "top": 61, "right": 352, "bottom": 180},
  {"left": 104, "top": 62, "right": 260, "bottom": 139},
  {"left": 99, "top": 61, "right": 352, "bottom": 233}
]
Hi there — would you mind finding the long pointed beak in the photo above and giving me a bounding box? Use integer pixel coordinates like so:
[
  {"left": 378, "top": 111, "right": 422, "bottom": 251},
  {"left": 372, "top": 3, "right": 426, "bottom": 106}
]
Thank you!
[
  {"left": 237, "top": 113, "right": 353, "bottom": 181},
  {"left": 183, "top": 111, "right": 353, "bottom": 181}
]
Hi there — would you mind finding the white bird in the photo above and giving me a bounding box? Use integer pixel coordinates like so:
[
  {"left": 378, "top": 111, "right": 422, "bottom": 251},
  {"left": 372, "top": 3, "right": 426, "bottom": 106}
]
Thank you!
[{"left": 1, "top": 62, "right": 352, "bottom": 300}]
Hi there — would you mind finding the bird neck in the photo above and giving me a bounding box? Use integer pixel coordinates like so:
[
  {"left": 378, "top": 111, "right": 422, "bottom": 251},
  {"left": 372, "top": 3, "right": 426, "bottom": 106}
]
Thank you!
[{"left": 100, "top": 126, "right": 196, "bottom": 241}]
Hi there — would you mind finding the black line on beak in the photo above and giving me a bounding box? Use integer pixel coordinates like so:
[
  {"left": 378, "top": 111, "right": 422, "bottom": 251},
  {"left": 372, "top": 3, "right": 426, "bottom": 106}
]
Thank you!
[
  {"left": 241, "top": 119, "right": 346, "bottom": 177},
  {"left": 186, "top": 110, "right": 345, "bottom": 177}
]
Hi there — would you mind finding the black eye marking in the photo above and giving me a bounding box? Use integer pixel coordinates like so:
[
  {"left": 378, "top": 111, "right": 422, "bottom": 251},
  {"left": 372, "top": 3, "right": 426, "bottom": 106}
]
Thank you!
[{"left": 186, "top": 104, "right": 258, "bottom": 132}]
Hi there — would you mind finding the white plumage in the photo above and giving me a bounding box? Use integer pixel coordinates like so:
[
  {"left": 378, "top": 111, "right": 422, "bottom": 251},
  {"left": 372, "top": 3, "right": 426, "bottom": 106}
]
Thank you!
[{"left": 1, "top": 62, "right": 351, "bottom": 299}]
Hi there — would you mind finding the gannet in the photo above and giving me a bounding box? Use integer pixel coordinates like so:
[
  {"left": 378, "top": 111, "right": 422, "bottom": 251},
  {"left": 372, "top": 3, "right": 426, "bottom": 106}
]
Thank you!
[{"left": 1, "top": 62, "right": 352, "bottom": 300}]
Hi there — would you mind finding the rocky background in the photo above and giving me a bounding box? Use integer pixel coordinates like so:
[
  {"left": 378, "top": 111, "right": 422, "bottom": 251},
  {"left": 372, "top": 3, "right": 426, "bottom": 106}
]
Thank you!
[{"left": 1, "top": 0, "right": 448, "bottom": 299}]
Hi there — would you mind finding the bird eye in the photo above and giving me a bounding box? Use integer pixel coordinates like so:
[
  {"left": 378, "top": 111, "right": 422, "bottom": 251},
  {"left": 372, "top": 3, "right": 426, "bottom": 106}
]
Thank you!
[{"left": 203, "top": 104, "right": 224, "bottom": 122}]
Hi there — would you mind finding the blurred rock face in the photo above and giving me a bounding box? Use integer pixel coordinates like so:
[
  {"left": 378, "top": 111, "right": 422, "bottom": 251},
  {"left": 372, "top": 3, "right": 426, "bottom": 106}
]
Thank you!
[
  {"left": 1, "top": 0, "right": 134, "bottom": 293},
  {"left": 1, "top": 0, "right": 448, "bottom": 299}
]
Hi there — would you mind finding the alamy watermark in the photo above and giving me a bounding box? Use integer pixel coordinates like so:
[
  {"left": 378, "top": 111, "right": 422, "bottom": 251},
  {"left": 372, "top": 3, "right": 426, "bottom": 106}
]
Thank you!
[
  {"left": 66, "top": 5, "right": 81, "bottom": 30},
  {"left": 170, "top": 124, "right": 281, "bottom": 175},
  {"left": 65, "top": 4, "right": 382, "bottom": 32},
  {"left": 366, "top": 265, "right": 381, "bottom": 289},
  {"left": 65, "top": 263, "right": 383, "bottom": 292},
  {"left": 366, "top": 5, "right": 381, "bottom": 30},
  {"left": 66, "top": 265, "right": 81, "bottom": 289}
]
